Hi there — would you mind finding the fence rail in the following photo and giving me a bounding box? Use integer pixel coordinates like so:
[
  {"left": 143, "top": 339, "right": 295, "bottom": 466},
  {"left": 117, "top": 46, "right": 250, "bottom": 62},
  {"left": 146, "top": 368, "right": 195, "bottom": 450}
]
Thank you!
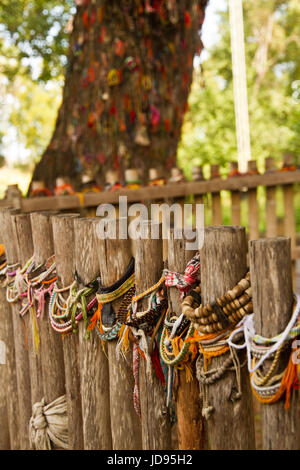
[{"left": 1, "top": 159, "right": 300, "bottom": 259}]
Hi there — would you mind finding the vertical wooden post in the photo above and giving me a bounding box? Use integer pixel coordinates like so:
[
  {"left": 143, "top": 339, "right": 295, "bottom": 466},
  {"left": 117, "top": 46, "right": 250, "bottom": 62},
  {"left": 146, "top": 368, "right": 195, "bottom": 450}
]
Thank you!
[
  {"left": 199, "top": 226, "right": 255, "bottom": 449},
  {"left": 30, "top": 213, "right": 66, "bottom": 411},
  {"left": 247, "top": 160, "right": 259, "bottom": 240},
  {"left": 283, "top": 185, "right": 296, "bottom": 249},
  {"left": 0, "top": 255, "right": 20, "bottom": 450},
  {"left": 0, "top": 266, "right": 20, "bottom": 449},
  {"left": 52, "top": 214, "right": 84, "bottom": 450},
  {"left": 210, "top": 165, "right": 222, "bottom": 226},
  {"left": 0, "top": 209, "right": 31, "bottom": 449},
  {"left": 249, "top": 237, "right": 300, "bottom": 449},
  {"left": 0, "top": 290, "right": 11, "bottom": 450},
  {"left": 265, "top": 157, "right": 277, "bottom": 238},
  {"left": 135, "top": 220, "right": 171, "bottom": 449},
  {"left": 95, "top": 218, "right": 142, "bottom": 450},
  {"left": 73, "top": 217, "right": 112, "bottom": 450},
  {"left": 12, "top": 214, "right": 44, "bottom": 409},
  {"left": 167, "top": 229, "right": 204, "bottom": 449},
  {"left": 5, "top": 184, "right": 22, "bottom": 210},
  {"left": 229, "top": 163, "right": 241, "bottom": 226}
]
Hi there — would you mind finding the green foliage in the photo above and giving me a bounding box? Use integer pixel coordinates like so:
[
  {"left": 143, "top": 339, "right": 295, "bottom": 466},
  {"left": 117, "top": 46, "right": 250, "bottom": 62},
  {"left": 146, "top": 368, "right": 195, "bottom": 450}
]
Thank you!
[
  {"left": 0, "top": 0, "right": 71, "bottom": 168},
  {"left": 0, "top": 0, "right": 74, "bottom": 82},
  {"left": 178, "top": 0, "right": 300, "bottom": 178},
  {"left": 9, "top": 77, "right": 62, "bottom": 167}
]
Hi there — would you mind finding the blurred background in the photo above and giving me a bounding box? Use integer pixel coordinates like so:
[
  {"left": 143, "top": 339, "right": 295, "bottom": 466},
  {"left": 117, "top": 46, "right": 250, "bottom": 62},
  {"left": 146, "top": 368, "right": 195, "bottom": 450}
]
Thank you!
[{"left": 0, "top": 0, "right": 299, "bottom": 197}]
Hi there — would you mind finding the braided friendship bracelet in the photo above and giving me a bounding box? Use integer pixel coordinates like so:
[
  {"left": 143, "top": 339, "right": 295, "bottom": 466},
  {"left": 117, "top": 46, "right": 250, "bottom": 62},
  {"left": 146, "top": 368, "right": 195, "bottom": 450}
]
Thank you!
[
  {"left": 92, "top": 258, "right": 136, "bottom": 341},
  {"left": 96, "top": 273, "right": 135, "bottom": 305},
  {"left": 49, "top": 292, "right": 97, "bottom": 334},
  {"left": 182, "top": 272, "right": 253, "bottom": 333},
  {"left": 50, "top": 278, "right": 98, "bottom": 337},
  {"left": 96, "top": 257, "right": 135, "bottom": 302},
  {"left": 227, "top": 294, "right": 300, "bottom": 408},
  {"left": 160, "top": 322, "right": 194, "bottom": 367}
]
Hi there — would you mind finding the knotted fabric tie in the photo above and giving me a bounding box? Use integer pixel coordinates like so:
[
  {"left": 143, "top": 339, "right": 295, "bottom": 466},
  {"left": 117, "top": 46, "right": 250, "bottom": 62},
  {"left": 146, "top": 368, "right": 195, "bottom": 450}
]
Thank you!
[
  {"left": 29, "top": 395, "right": 69, "bottom": 450},
  {"left": 164, "top": 252, "right": 200, "bottom": 295}
]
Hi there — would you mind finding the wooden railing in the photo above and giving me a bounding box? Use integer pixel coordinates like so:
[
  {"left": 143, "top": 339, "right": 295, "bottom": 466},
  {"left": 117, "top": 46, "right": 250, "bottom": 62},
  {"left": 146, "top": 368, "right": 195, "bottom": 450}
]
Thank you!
[{"left": 1, "top": 158, "right": 300, "bottom": 258}]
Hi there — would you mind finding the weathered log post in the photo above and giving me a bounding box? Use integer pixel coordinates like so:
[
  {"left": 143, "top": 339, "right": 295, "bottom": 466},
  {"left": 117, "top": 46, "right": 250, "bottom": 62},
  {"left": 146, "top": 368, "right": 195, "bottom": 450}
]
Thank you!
[
  {"left": 199, "top": 226, "right": 255, "bottom": 449},
  {"left": 12, "top": 214, "right": 43, "bottom": 410},
  {"left": 30, "top": 213, "right": 66, "bottom": 423},
  {"left": 0, "top": 244, "right": 20, "bottom": 449},
  {"left": 95, "top": 217, "right": 142, "bottom": 450},
  {"left": 0, "top": 209, "right": 31, "bottom": 449},
  {"left": 249, "top": 237, "right": 300, "bottom": 449},
  {"left": 135, "top": 220, "right": 171, "bottom": 449},
  {"left": 0, "top": 293, "right": 10, "bottom": 449},
  {"left": 167, "top": 229, "right": 204, "bottom": 449},
  {"left": 52, "top": 214, "right": 84, "bottom": 450},
  {"left": 73, "top": 217, "right": 112, "bottom": 450}
]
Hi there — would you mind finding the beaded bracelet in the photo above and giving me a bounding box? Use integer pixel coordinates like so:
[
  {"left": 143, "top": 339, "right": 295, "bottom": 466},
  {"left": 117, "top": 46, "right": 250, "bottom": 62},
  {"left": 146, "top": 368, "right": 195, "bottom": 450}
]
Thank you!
[{"left": 182, "top": 272, "right": 253, "bottom": 333}]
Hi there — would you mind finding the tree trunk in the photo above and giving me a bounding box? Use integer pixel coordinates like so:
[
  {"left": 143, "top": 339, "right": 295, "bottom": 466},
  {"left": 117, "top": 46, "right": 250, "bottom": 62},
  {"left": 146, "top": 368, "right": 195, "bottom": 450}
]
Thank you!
[{"left": 31, "top": 0, "right": 207, "bottom": 189}]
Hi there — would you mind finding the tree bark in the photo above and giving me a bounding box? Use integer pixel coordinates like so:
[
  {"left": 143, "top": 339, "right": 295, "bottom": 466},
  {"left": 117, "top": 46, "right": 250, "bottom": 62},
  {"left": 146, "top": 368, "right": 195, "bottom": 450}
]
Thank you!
[
  {"left": 199, "top": 226, "right": 255, "bottom": 450},
  {"left": 32, "top": 1, "right": 207, "bottom": 189},
  {"left": 95, "top": 218, "right": 142, "bottom": 450},
  {"left": 52, "top": 214, "right": 84, "bottom": 450},
  {"left": 249, "top": 237, "right": 300, "bottom": 450},
  {"left": 74, "top": 217, "right": 112, "bottom": 450}
]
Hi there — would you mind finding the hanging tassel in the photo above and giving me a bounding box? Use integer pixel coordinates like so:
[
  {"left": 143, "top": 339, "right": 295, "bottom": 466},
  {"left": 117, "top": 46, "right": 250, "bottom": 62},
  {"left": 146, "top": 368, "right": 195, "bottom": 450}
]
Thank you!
[
  {"left": 88, "top": 302, "right": 102, "bottom": 331},
  {"left": 31, "top": 307, "right": 40, "bottom": 354},
  {"left": 151, "top": 346, "right": 166, "bottom": 386}
]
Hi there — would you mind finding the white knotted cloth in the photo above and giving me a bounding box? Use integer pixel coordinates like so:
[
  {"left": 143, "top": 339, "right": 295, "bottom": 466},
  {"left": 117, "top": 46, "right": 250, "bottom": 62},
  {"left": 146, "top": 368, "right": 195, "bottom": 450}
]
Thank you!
[{"left": 29, "top": 394, "right": 69, "bottom": 450}]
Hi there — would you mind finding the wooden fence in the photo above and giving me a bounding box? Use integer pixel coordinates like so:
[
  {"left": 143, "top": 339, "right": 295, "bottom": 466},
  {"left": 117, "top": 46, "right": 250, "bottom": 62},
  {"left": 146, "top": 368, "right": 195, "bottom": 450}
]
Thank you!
[
  {"left": 1, "top": 158, "right": 300, "bottom": 260},
  {"left": 0, "top": 206, "right": 299, "bottom": 450}
]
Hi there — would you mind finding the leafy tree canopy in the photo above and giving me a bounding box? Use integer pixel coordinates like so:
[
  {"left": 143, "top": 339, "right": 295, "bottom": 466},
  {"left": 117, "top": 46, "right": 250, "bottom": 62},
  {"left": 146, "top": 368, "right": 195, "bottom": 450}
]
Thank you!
[
  {"left": 0, "top": 0, "right": 74, "bottom": 82},
  {"left": 178, "top": 0, "right": 300, "bottom": 177}
]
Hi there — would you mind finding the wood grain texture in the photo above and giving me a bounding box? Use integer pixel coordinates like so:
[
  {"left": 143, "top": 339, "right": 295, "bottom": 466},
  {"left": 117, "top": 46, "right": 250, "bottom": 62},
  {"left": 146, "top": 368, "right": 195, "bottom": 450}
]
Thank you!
[
  {"left": 12, "top": 214, "right": 43, "bottom": 408},
  {"left": 0, "top": 288, "right": 19, "bottom": 449},
  {"left": 211, "top": 193, "right": 222, "bottom": 226},
  {"left": 135, "top": 220, "right": 171, "bottom": 450},
  {"left": 265, "top": 158, "right": 277, "bottom": 238},
  {"left": 74, "top": 217, "right": 112, "bottom": 450},
  {"left": 167, "top": 230, "right": 204, "bottom": 450},
  {"left": 283, "top": 185, "right": 296, "bottom": 248},
  {"left": 247, "top": 161, "right": 259, "bottom": 241},
  {"left": 249, "top": 237, "right": 300, "bottom": 449},
  {"left": 247, "top": 189, "right": 259, "bottom": 240},
  {"left": 231, "top": 191, "right": 241, "bottom": 226},
  {"left": 30, "top": 213, "right": 65, "bottom": 407},
  {"left": 0, "top": 209, "right": 31, "bottom": 449},
  {"left": 95, "top": 218, "right": 142, "bottom": 450},
  {"left": 200, "top": 226, "right": 255, "bottom": 450},
  {"left": 52, "top": 214, "right": 84, "bottom": 450},
  {"left": 0, "top": 289, "right": 11, "bottom": 450},
  {"left": 20, "top": 169, "right": 300, "bottom": 213}
]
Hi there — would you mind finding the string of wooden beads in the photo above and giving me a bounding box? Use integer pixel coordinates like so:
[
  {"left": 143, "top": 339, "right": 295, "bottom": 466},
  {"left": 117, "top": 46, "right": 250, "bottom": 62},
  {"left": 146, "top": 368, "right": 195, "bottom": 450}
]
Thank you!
[{"left": 182, "top": 272, "right": 253, "bottom": 333}]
